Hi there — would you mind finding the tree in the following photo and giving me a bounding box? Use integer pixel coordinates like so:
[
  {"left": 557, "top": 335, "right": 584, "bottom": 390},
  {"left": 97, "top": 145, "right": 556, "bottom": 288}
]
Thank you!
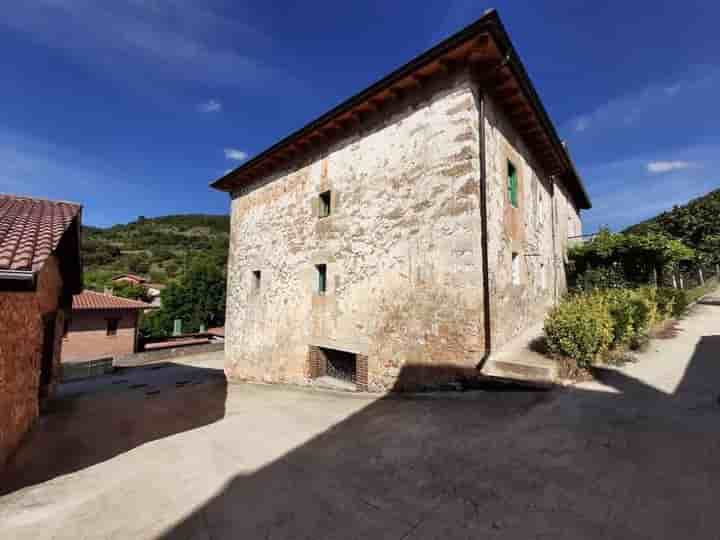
[
  {"left": 112, "top": 281, "right": 151, "bottom": 302},
  {"left": 142, "top": 257, "right": 226, "bottom": 336}
]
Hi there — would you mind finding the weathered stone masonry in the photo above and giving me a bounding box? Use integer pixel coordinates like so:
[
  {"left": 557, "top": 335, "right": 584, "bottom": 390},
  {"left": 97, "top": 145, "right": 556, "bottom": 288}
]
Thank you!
[
  {"left": 224, "top": 70, "right": 582, "bottom": 392},
  {"left": 218, "top": 12, "right": 589, "bottom": 392}
]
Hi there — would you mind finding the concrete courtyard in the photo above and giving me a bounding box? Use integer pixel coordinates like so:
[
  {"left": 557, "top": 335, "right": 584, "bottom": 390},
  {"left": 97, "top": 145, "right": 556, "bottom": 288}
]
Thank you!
[{"left": 1, "top": 297, "right": 720, "bottom": 539}]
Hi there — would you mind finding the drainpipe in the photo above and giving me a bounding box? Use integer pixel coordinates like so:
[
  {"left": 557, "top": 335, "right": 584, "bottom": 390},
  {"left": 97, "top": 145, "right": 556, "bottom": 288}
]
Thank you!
[
  {"left": 477, "top": 91, "right": 493, "bottom": 368},
  {"left": 549, "top": 175, "right": 558, "bottom": 305}
]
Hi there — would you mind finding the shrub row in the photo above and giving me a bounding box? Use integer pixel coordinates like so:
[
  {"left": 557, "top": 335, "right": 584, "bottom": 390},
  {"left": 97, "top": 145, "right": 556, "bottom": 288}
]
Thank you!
[{"left": 544, "top": 287, "right": 692, "bottom": 367}]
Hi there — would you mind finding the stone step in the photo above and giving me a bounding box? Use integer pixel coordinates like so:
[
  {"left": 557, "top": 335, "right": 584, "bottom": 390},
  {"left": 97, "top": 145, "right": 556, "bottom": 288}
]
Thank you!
[
  {"left": 480, "top": 355, "right": 558, "bottom": 386},
  {"left": 311, "top": 375, "right": 358, "bottom": 392}
]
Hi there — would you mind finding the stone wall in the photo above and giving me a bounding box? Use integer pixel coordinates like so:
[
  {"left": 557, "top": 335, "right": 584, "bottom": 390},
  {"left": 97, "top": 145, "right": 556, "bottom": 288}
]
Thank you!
[
  {"left": 0, "top": 256, "right": 64, "bottom": 468},
  {"left": 224, "top": 72, "right": 583, "bottom": 392},
  {"left": 226, "top": 71, "right": 485, "bottom": 391},
  {"left": 483, "top": 95, "right": 563, "bottom": 349},
  {"left": 62, "top": 310, "right": 139, "bottom": 363}
]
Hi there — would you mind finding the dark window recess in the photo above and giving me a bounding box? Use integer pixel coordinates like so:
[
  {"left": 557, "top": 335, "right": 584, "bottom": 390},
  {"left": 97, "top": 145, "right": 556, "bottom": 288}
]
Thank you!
[
  {"left": 323, "top": 348, "right": 357, "bottom": 383},
  {"left": 106, "top": 318, "right": 119, "bottom": 336},
  {"left": 508, "top": 160, "right": 518, "bottom": 208},
  {"left": 316, "top": 264, "right": 327, "bottom": 295},
  {"left": 252, "top": 270, "right": 261, "bottom": 293},
  {"left": 318, "top": 190, "right": 331, "bottom": 218}
]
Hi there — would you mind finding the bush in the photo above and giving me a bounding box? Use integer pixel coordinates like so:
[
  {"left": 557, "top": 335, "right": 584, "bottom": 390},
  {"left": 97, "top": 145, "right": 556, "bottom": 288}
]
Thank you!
[
  {"left": 603, "top": 289, "right": 636, "bottom": 345},
  {"left": 544, "top": 293, "right": 614, "bottom": 367}
]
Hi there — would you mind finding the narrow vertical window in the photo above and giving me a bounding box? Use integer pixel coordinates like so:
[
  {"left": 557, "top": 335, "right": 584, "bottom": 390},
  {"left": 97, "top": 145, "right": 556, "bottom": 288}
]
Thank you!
[
  {"left": 511, "top": 252, "right": 521, "bottom": 285},
  {"left": 316, "top": 264, "right": 327, "bottom": 295},
  {"left": 318, "top": 190, "right": 331, "bottom": 218},
  {"left": 508, "top": 161, "right": 518, "bottom": 208},
  {"left": 106, "top": 318, "right": 119, "bottom": 336},
  {"left": 252, "top": 270, "right": 261, "bottom": 294}
]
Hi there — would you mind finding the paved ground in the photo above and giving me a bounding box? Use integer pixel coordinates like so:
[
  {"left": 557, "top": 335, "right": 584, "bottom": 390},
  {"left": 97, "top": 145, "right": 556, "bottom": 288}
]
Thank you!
[{"left": 1, "top": 298, "right": 720, "bottom": 539}]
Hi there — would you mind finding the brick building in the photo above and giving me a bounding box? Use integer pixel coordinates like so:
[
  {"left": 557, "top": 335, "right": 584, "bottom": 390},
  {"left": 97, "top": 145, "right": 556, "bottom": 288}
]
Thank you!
[
  {"left": 0, "top": 195, "right": 82, "bottom": 467},
  {"left": 212, "top": 11, "right": 591, "bottom": 392},
  {"left": 61, "top": 290, "right": 152, "bottom": 363}
]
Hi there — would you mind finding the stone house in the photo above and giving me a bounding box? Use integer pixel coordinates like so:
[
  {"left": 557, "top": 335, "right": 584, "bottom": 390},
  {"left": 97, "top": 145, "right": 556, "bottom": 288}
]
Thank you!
[
  {"left": 0, "top": 195, "right": 82, "bottom": 467},
  {"left": 212, "top": 10, "right": 591, "bottom": 392},
  {"left": 61, "top": 290, "right": 152, "bottom": 363}
]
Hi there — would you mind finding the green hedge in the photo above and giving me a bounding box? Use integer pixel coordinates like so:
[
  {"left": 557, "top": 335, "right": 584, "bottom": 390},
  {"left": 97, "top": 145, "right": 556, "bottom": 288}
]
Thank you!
[
  {"left": 544, "top": 285, "right": 706, "bottom": 366},
  {"left": 544, "top": 293, "right": 614, "bottom": 367}
]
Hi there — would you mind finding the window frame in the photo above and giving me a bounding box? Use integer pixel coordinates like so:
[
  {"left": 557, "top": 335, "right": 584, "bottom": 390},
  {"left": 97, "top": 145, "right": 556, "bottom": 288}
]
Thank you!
[
  {"left": 507, "top": 160, "right": 519, "bottom": 209},
  {"left": 511, "top": 252, "right": 521, "bottom": 286},
  {"left": 318, "top": 190, "right": 332, "bottom": 218},
  {"left": 106, "top": 318, "right": 120, "bottom": 337},
  {"left": 251, "top": 270, "right": 262, "bottom": 295},
  {"left": 316, "top": 264, "right": 327, "bottom": 295}
]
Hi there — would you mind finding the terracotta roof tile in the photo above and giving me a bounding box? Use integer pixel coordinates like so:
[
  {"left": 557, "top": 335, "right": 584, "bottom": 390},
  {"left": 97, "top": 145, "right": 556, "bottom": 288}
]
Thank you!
[
  {"left": 0, "top": 194, "right": 81, "bottom": 272},
  {"left": 73, "top": 290, "right": 154, "bottom": 311}
]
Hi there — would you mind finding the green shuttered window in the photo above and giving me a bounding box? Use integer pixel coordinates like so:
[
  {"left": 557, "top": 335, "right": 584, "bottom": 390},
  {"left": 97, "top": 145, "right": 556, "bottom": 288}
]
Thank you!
[
  {"left": 316, "top": 264, "right": 327, "bottom": 295},
  {"left": 508, "top": 161, "right": 518, "bottom": 208}
]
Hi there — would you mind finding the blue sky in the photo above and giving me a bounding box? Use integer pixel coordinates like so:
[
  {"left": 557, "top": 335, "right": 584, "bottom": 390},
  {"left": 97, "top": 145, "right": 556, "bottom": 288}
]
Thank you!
[{"left": 0, "top": 1, "right": 717, "bottom": 230}]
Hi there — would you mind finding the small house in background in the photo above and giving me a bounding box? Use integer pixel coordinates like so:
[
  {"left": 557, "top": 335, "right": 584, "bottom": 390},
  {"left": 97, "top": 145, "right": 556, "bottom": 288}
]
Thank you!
[
  {"left": 111, "top": 273, "right": 148, "bottom": 286},
  {"left": 0, "top": 194, "right": 82, "bottom": 468},
  {"left": 62, "top": 290, "right": 153, "bottom": 363},
  {"left": 145, "top": 282, "right": 165, "bottom": 306}
]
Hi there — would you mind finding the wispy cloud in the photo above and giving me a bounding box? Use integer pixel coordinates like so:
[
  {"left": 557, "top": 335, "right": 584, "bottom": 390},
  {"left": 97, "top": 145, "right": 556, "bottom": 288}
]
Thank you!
[
  {"left": 224, "top": 148, "right": 248, "bottom": 161},
  {"left": 580, "top": 143, "right": 719, "bottom": 232},
  {"left": 198, "top": 99, "right": 222, "bottom": 113},
  {"left": 0, "top": 2, "right": 279, "bottom": 89},
  {"left": 646, "top": 161, "right": 698, "bottom": 174},
  {"left": 565, "top": 66, "right": 720, "bottom": 135}
]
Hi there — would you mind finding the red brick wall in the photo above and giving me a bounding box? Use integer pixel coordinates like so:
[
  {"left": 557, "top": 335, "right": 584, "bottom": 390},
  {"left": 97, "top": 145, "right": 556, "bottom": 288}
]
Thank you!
[
  {"left": 0, "top": 256, "right": 64, "bottom": 468},
  {"left": 62, "top": 310, "right": 139, "bottom": 362}
]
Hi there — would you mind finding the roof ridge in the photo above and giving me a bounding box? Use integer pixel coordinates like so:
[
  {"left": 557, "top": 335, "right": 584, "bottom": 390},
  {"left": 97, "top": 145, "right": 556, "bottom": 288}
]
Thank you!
[{"left": 0, "top": 193, "right": 82, "bottom": 208}]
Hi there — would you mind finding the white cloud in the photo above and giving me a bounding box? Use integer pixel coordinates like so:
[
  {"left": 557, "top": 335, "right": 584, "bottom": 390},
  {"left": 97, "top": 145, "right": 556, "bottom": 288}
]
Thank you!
[
  {"left": 224, "top": 148, "right": 248, "bottom": 161},
  {"left": 646, "top": 161, "right": 697, "bottom": 174},
  {"left": 198, "top": 99, "right": 222, "bottom": 113},
  {"left": 565, "top": 66, "right": 720, "bottom": 135},
  {"left": 573, "top": 116, "right": 590, "bottom": 133},
  {"left": 0, "top": 2, "right": 279, "bottom": 89},
  {"left": 578, "top": 143, "right": 719, "bottom": 232}
]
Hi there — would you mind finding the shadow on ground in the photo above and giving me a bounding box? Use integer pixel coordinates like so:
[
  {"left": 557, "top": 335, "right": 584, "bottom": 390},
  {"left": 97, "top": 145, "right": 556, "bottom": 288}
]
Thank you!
[
  {"left": 159, "top": 332, "right": 720, "bottom": 538},
  {"left": 3, "top": 304, "right": 720, "bottom": 538},
  {"left": 0, "top": 362, "right": 227, "bottom": 495}
]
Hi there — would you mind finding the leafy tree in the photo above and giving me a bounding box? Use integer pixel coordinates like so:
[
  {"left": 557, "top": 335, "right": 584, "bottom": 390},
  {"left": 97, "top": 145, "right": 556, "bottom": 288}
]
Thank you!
[
  {"left": 112, "top": 281, "right": 151, "bottom": 302},
  {"left": 625, "top": 188, "right": 720, "bottom": 264},
  {"left": 569, "top": 229, "right": 694, "bottom": 288},
  {"left": 141, "top": 257, "right": 226, "bottom": 337}
]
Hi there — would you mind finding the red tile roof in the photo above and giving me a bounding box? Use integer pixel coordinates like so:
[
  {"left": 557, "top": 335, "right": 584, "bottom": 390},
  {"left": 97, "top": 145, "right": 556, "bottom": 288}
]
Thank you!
[
  {"left": 112, "top": 273, "right": 148, "bottom": 283},
  {"left": 73, "top": 290, "right": 154, "bottom": 311},
  {"left": 0, "top": 194, "right": 81, "bottom": 272}
]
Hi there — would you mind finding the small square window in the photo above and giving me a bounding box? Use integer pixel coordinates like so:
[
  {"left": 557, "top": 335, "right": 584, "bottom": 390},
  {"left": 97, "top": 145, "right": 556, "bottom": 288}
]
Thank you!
[
  {"left": 106, "top": 318, "right": 119, "bottom": 337},
  {"left": 507, "top": 161, "right": 518, "bottom": 208},
  {"left": 318, "top": 190, "right": 331, "bottom": 218},
  {"left": 252, "top": 270, "right": 261, "bottom": 294},
  {"left": 511, "top": 253, "right": 521, "bottom": 285},
  {"left": 316, "top": 264, "right": 327, "bottom": 295}
]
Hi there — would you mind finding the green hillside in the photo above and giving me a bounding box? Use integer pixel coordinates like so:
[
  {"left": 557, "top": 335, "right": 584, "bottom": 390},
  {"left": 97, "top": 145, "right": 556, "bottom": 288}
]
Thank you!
[
  {"left": 82, "top": 214, "right": 230, "bottom": 290},
  {"left": 625, "top": 188, "right": 720, "bottom": 264}
]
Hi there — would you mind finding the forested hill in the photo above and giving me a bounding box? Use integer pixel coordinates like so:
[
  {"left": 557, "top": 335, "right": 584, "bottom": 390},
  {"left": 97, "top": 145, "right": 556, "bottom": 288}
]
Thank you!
[
  {"left": 625, "top": 188, "right": 720, "bottom": 262},
  {"left": 82, "top": 214, "right": 230, "bottom": 289}
]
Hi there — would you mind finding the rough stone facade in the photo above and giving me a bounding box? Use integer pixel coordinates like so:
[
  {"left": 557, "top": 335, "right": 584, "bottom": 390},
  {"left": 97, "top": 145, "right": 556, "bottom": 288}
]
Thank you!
[
  {"left": 0, "top": 256, "right": 66, "bottom": 467},
  {"left": 225, "top": 70, "right": 582, "bottom": 392},
  {"left": 62, "top": 310, "right": 140, "bottom": 363}
]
